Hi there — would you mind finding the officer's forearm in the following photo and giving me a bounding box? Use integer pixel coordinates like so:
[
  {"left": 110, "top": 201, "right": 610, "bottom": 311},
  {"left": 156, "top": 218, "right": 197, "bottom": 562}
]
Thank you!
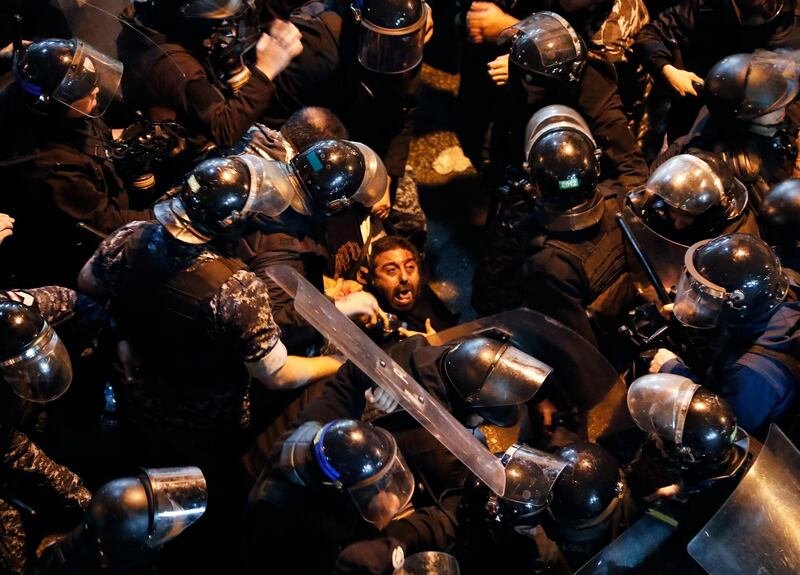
[{"left": 261, "top": 355, "right": 345, "bottom": 390}]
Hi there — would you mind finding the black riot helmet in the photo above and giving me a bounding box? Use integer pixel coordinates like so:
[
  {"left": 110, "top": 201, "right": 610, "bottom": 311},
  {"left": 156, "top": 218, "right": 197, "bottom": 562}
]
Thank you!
[
  {"left": 279, "top": 420, "right": 415, "bottom": 529},
  {"left": 636, "top": 153, "right": 749, "bottom": 243},
  {"left": 155, "top": 154, "right": 301, "bottom": 244},
  {"left": 525, "top": 105, "right": 603, "bottom": 232},
  {"left": 14, "top": 38, "right": 123, "bottom": 117},
  {"left": 0, "top": 301, "right": 72, "bottom": 403},
  {"left": 628, "top": 374, "right": 742, "bottom": 475},
  {"left": 289, "top": 139, "right": 388, "bottom": 216},
  {"left": 85, "top": 467, "right": 207, "bottom": 565},
  {"left": 760, "top": 179, "right": 800, "bottom": 250},
  {"left": 673, "top": 234, "right": 789, "bottom": 328},
  {"left": 728, "top": 0, "right": 784, "bottom": 26},
  {"left": 705, "top": 52, "right": 799, "bottom": 124},
  {"left": 508, "top": 12, "right": 586, "bottom": 87},
  {"left": 442, "top": 336, "right": 552, "bottom": 427},
  {"left": 548, "top": 442, "right": 625, "bottom": 529},
  {"left": 350, "top": 0, "right": 430, "bottom": 74}
]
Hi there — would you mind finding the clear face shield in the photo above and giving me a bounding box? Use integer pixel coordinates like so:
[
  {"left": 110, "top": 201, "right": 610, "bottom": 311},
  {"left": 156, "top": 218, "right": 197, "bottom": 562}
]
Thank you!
[
  {"left": 501, "top": 443, "right": 570, "bottom": 506},
  {"left": 317, "top": 426, "right": 414, "bottom": 529},
  {"left": 51, "top": 40, "right": 122, "bottom": 118},
  {"left": 508, "top": 11, "right": 585, "bottom": 83},
  {"left": 730, "top": 0, "right": 785, "bottom": 26},
  {"left": 646, "top": 155, "right": 726, "bottom": 216},
  {"left": 673, "top": 241, "right": 748, "bottom": 329},
  {"left": 180, "top": 0, "right": 252, "bottom": 19},
  {"left": 0, "top": 323, "right": 72, "bottom": 403},
  {"left": 237, "top": 154, "right": 306, "bottom": 218},
  {"left": 476, "top": 344, "right": 553, "bottom": 407},
  {"left": 142, "top": 467, "right": 208, "bottom": 547},
  {"left": 345, "top": 141, "right": 389, "bottom": 209},
  {"left": 741, "top": 51, "right": 800, "bottom": 120},
  {"left": 626, "top": 374, "right": 701, "bottom": 444},
  {"left": 353, "top": 2, "right": 430, "bottom": 74}
]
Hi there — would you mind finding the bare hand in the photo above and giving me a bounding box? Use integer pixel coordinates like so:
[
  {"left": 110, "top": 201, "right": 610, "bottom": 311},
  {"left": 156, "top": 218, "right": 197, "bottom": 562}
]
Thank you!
[
  {"left": 649, "top": 348, "right": 679, "bottom": 373},
  {"left": 370, "top": 176, "right": 392, "bottom": 220},
  {"left": 325, "top": 277, "right": 364, "bottom": 299},
  {"left": 0, "top": 213, "right": 14, "bottom": 245},
  {"left": 487, "top": 53, "right": 510, "bottom": 86},
  {"left": 255, "top": 21, "right": 303, "bottom": 81},
  {"left": 662, "top": 65, "right": 704, "bottom": 97},
  {"left": 467, "top": 2, "right": 519, "bottom": 44},
  {"left": 424, "top": 7, "right": 435, "bottom": 44},
  {"left": 398, "top": 318, "right": 436, "bottom": 338},
  {"left": 365, "top": 386, "right": 399, "bottom": 414}
]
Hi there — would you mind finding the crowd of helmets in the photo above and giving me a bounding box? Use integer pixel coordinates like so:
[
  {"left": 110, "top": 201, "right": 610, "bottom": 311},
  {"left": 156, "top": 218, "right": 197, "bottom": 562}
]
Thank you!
[{"left": 0, "top": 0, "right": 798, "bottom": 573}]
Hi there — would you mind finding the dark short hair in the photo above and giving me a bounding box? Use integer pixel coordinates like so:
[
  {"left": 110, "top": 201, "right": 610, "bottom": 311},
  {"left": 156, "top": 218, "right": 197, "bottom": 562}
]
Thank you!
[
  {"left": 368, "top": 235, "right": 420, "bottom": 273},
  {"left": 280, "top": 107, "right": 349, "bottom": 152}
]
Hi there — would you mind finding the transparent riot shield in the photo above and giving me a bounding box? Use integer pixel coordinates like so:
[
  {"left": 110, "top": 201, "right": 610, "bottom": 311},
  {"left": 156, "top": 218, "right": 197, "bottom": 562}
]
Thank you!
[
  {"left": 427, "top": 308, "right": 633, "bottom": 441},
  {"left": 622, "top": 203, "right": 688, "bottom": 300},
  {"left": 266, "top": 265, "right": 508, "bottom": 496},
  {"left": 687, "top": 425, "right": 800, "bottom": 575}
]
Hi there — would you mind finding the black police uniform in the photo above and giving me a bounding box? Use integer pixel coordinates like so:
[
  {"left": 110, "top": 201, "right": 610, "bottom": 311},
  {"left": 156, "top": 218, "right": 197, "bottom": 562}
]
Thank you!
[
  {"left": 116, "top": 9, "right": 277, "bottom": 153},
  {"left": 633, "top": 0, "right": 800, "bottom": 141},
  {"left": 0, "top": 84, "right": 152, "bottom": 288},
  {"left": 504, "top": 59, "right": 648, "bottom": 196},
  {"left": 522, "top": 194, "right": 636, "bottom": 350}
]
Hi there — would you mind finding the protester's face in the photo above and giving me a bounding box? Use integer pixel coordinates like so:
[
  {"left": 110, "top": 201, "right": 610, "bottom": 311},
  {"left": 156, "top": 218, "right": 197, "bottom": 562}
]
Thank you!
[{"left": 372, "top": 248, "right": 420, "bottom": 312}]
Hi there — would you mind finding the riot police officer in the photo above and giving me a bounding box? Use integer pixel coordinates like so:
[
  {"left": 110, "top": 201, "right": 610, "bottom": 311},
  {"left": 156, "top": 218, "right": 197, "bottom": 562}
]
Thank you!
[
  {"left": 38, "top": 467, "right": 207, "bottom": 574},
  {"left": 490, "top": 12, "right": 647, "bottom": 193},
  {"left": 760, "top": 178, "right": 800, "bottom": 271},
  {"left": 117, "top": 0, "right": 303, "bottom": 152},
  {"left": 623, "top": 152, "right": 761, "bottom": 300},
  {"left": 674, "top": 52, "right": 800, "bottom": 206},
  {"left": 633, "top": 0, "right": 800, "bottom": 143},
  {"left": 650, "top": 234, "right": 800, "bottom": 438},
  {"left": 0, "top": 38, "right": 153, "bottom": 288},
  {"left": 519, "top": 106, "right": 636, "bottom": 350},
  {"left": 244, "top": 419, "right": 417, "bottom": 573},
  {"left": 0, "top": 298, "right": 92, "bottom": 574}
]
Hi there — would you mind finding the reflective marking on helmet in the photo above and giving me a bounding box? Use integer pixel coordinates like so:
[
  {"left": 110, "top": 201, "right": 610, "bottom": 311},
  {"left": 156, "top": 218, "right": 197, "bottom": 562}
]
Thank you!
[
  {"left": 558, "top": 175, "right": 580, "bottom": 189},
  {"left": 187, "top": 175, "right": 201, "bottom": 192},
  {"left": 307, "top": 151, "right": 324, "bottom": 172},
  {"left": 314, "top": 421, "right": 342, "bottom": 481}
]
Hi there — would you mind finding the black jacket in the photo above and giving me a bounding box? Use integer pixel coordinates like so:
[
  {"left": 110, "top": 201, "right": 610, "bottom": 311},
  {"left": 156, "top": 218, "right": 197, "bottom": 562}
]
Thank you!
[{"left": 0, "top": 84, "right": 151, "bottom": 288}]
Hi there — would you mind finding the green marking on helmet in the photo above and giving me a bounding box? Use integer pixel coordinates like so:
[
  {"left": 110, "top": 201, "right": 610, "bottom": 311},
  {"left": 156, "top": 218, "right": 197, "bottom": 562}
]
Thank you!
[{"left": 558, "top": 175, "right": 580, "bottom": 190}]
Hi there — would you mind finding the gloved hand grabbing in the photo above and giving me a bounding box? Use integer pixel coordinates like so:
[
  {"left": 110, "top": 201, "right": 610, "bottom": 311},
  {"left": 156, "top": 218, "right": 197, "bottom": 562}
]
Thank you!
[
  {"left": 365, "top": 386, "right": 400, "bottom": 415},
  {"left": 649, "top": 348, "right": 679, "bottom": 373},
  {"left": 335, "top": 290, "right": 390, "bottom": 329}
]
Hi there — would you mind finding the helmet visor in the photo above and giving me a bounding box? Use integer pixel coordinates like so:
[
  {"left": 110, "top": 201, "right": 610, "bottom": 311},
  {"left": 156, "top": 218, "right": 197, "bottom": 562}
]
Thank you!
[
  {"left": 238, "top": 154, "right": 304, "bottom": 218},
  {"left": 52, "top": 41, "right": 122, "bottom": 118},
  {"left": 143, "top": 467, "right": 208, "bottom": 547},
  {"left": 627, "top": 374, "right": 700, "bottom": 444},
  {"left": 509, "top": 12, "right": 583, "bottom": 75},
  {"left": 348, "top": 429, "right": 415, "bottom": 529},
  {"left": 741, "top": 52, "right": 800, "bottom": 120},
  {"left": 646, "top": 155, "right": 725, "bottom": 216},
  {"left": 673, "top": 240, "right": 737, "bottom": 328},
  {"left": 0, "top": 323, "right": 72, "bottom": 403},
  {"left": 501, "top": 443, "right": 570, "bottom": 506},
  {"left": 356, "top": 3, "right": 429, "bottom": 74},
  {"left": 348, "top": 141, "right": 389, "bottom": 208},
  {"left": 730, "top": 0, "right": 784, "bottom": 26},
  {"left": 478, "top": 345, "right": 552, "bottom": 407}
]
